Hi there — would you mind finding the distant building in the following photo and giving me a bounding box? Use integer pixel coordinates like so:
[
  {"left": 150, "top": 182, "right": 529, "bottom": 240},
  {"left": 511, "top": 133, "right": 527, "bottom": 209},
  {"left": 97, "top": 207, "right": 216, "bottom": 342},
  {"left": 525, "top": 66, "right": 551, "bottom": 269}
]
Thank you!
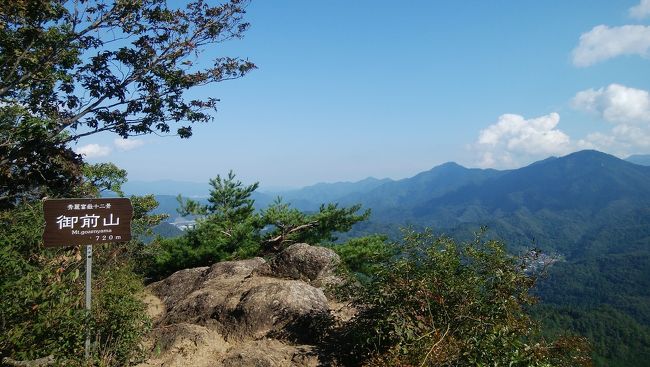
[{"left": 171, "top": 219, "right": 196, "bottom": 231}]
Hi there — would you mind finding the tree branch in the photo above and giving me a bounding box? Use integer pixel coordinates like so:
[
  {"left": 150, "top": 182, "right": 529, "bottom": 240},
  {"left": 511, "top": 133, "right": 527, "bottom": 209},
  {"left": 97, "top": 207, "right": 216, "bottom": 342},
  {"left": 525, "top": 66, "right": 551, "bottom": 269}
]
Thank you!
[{"left": 264, "top": 221, "right": 319, "bottom": 251}]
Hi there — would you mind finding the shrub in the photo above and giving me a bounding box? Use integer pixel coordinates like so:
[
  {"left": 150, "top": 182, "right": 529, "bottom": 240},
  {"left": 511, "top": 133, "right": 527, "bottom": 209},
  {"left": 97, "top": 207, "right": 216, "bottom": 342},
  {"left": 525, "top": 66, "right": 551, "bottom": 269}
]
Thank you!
[
  {"left": 0, "top": 202, "right": 151, "bottom": 366},
  {"left": 329, "top": 234, "right": 395, "bottom": 283},
  {"left": 336, "top": 229, "right": 592, "bottom": 366},
  {"left": 92, "top": 266, "right": 151, "bottom": 366}
]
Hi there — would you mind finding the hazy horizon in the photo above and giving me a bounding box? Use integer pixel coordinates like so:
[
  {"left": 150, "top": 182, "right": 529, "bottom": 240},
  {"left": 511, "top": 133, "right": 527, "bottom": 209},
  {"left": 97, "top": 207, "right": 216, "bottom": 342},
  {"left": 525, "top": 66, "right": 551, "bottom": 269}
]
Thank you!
[{"left": 120, "top": 149, "right": 648, "bottom": 193}]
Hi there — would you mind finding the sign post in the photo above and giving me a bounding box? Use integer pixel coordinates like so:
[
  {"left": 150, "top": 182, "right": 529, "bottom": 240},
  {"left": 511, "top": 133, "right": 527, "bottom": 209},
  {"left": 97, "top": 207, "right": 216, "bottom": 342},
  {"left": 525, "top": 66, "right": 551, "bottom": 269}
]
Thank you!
[
  {"left": 85, "top": 244, "right": 92, "bottom": 359},
  {"left": 42, "top": 198, "right": 133, "bottom": 360}
]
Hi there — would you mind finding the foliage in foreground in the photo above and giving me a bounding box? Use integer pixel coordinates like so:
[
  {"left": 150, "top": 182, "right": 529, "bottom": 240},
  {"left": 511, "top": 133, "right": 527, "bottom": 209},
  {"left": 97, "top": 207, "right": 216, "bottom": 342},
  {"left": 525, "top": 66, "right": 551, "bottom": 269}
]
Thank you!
[
  {"left": 328, "top": 234, "right": 395, "bottom": 283},
  {"left": 334, "top": 229, "right": 592, "bottom": 367},
  {"left": 0, "top": 165, "right": 162, "bottom": 366},
  {"left": 0, "top": 0, "right": 255, "bottom": 209}
]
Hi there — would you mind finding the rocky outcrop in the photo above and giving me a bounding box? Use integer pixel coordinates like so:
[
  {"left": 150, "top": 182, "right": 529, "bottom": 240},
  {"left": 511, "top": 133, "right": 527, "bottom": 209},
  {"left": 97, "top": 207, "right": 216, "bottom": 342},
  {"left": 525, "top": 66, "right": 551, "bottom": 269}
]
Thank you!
[
  {"left": 266, "top": 243, "right": 340, "bottom": 283},
  {"left": 138, "top": 323, "right": 229, "bottom": 367},
  {"left": 138, "top": 244, "right": 344, "bottom": 367},
  {"left": 229, "top": 280, "right": 329, "bottom": 340},
  {"left": 221, "top": 340, "right": 318, "bottom": 367}
]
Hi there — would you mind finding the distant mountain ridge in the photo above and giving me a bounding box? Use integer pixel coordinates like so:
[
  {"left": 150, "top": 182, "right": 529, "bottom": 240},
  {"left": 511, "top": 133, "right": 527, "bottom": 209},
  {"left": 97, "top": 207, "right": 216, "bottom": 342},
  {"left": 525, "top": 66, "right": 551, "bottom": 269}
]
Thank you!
[
  {"left": 338, "top": 162, "right": 504, "bottom": 221},
  {"left": 272, "top": 177, "right": 393, "bottom": 210},
  {"left": 627, "top": 154, "right": 650, "bottom": 166},
  {"left": 136, "top": 151, "right": 650, "bottom": 244},
  {"left": 132, "top": 150, "right": 650, "bottom": 365},
  {"left": 253, "top": 150, "right": 650, "bottom": 260},
  {"left": 401, "top": 150, "right": 650, "bottom": 252},
  {"left": 269, "top": 151, "right": 650, "bottom": 244},
  {"left": 414, "top": 150, "right": 650, "bottom": 216}
]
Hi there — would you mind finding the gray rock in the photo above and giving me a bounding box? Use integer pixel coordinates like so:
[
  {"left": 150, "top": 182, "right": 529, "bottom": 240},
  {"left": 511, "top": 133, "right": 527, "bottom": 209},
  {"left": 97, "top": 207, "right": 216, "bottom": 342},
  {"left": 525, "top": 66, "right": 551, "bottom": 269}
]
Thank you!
[
  {"left": 148, "top": 255, "right": 330, "bottom": 342},
  {"left": 141, "top": 245, "right": 345, "bottom": 366},
  {"left": 269, "top": 243, "right": 340, "bottom": 282},
  {"left": 148, "top": 266, "right": 209, "bottom": 311},
  {"left": 229, "top": 280, "right": 329, "bottom": 340},
  {"left": 221, "top": 340, "right": 318, "bottom": 367},
  {"left": 153, "top": 257, "right": 269, "bottom": 327},
  {"left": 205, "top": 257, "right": 267, "bottom": 281}
]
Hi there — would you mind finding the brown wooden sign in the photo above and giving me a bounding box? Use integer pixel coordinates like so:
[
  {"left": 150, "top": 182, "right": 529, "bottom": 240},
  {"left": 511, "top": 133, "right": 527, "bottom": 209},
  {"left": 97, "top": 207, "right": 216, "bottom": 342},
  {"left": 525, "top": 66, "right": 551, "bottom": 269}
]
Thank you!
[{"left": 43, "top": 198, "right": 133, "bottom": 247}]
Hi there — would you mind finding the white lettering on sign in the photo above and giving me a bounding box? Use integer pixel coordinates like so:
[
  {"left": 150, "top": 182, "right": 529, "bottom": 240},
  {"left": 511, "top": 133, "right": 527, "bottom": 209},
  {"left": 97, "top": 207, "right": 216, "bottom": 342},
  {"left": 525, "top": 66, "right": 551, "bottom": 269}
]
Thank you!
[
  {"left": 72, "top": 229, "right": 112, "bottom": 235},
  {"left": 80, "top": 214, "right": 100, "bottom": 228},
  {"left": 55, "top": 214, "right": 121, "bottom": 230},
  {"left": 64, "top": 203, "right": 118, "bottom": 210},
  {"left": 102, "top": 213, "right": 119, "bottom": 226},
  {"left": 56, "top": 215, "right": 79, "bottom": 229}
]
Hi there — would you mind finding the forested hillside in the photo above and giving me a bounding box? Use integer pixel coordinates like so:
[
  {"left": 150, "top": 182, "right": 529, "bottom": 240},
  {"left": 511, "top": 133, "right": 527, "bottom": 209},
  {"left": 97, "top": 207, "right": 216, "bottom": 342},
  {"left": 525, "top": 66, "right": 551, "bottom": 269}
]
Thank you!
[
  {"left": 216, "top": 150, "right": 650, "bottom": 366},
  {"left": 140, "top": 150, "right": 650, "bottom": 366}
]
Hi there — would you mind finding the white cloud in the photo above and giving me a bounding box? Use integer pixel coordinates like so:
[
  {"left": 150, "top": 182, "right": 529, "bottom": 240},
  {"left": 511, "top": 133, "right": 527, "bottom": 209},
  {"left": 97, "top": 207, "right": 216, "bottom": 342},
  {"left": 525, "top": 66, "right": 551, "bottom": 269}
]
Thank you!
[
  {"left": 114, "top": 138, "right": 145, "bottom": 151},
  {"left": 474, "top": 85, "right": 650, "bottom": 167},
  {"left": 630, "top": 0, "right": 650, "bottom": 19},
  {"left": 576, "top": 132, "right": 615, "bottom": 150},
  {"left": 474, "top": 113, "right": 572, "bottom": 168},
  {"left": 572, "top": 84, "right": 650, "bottom": 154},
  {"left": 572, "top": 84, "right": 650, "bottom": 124},
  {"left": 576, "top": 125, "right": 650, "bottom": 154},
  {"left": 76, "top": 144, "right": 111, "bottom": 158},
  {"left": 572, "top": 25, "right": 650, "bottom": 67}
]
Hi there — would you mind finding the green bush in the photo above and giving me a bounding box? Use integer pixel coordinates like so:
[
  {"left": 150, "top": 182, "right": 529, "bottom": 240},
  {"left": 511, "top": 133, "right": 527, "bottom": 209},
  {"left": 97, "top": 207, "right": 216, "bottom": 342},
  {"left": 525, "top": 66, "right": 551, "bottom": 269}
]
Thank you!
[
  {"left": 0, "top": 202, "right": 151, "bottom": 366},
  {"left": 336, "top": 229, "right": 592, "bottom": 366},
  {"left": 0, "top": 203, "right": 86, "bottom": 365},
  {"left": 329, "top": 234, "right": 395, "bottom": 283},
  {"left": 144, "top": 216, "right": 262, "bottom": 280},
  {"left": 92, "top": 266, "right": 151, "bottom": 366}
]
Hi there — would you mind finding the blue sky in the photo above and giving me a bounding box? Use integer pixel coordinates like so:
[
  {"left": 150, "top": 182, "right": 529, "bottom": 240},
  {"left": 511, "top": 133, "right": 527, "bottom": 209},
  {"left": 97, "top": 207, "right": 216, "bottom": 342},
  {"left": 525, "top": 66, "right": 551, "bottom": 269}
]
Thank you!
[{"left": 76, "top": 0, "right": 650, "bottom": 189}]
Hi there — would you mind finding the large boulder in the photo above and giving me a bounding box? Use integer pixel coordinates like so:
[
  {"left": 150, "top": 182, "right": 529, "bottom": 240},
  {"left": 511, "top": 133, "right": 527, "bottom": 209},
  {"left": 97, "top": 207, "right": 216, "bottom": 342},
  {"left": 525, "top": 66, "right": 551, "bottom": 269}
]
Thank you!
[
  {"left": 149, "top": 266, "right": 209, "bottom": 309},
  {"left": 151, "top": 257, "right": 267, "bottom": 326},
  {"left": 140, "top": 244, "right": 349, "bottom": 366},
  {"left": 148, "top": 255, "right": 330, "bottom": 342},
  {"left": 267, "top": 243, "right": 340, "bottom": 282},
  {"left": 228, "top": 280, "right": 329, "bottom": 341}
]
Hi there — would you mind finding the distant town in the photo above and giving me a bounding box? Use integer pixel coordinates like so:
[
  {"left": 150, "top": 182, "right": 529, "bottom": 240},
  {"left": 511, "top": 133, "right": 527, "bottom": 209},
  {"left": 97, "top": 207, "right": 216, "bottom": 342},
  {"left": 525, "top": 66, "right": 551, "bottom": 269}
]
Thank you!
[{"left": 170, "top": 219, "right": 196, "bottom": 231}]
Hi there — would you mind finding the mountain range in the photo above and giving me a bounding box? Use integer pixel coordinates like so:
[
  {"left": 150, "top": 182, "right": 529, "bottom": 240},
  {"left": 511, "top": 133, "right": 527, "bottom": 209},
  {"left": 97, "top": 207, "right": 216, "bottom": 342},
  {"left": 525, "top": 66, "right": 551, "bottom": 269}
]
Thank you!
[
  {"left": 133, "top": 151, "right": 650, "bottom": 252},
  {"left": 130, "top": 150, "right": 650, "bottom": 366},
  {"left": 627, "top": 154, "right": 650, "bottom": 166},
  {"left": 255, "top": 150, "right": 650, "bottom": 256},
  {"left": 275, "top": 150, "right": 650, "bottom": 366}
]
